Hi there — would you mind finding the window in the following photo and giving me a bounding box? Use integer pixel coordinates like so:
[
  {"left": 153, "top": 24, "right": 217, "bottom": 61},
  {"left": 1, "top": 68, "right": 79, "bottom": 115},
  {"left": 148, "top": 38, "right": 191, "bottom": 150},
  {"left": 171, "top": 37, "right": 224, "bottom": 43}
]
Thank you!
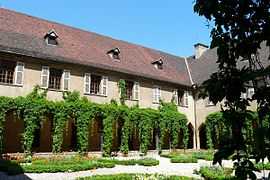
[
  {"left": 241, "top": 87, "right": 255, "bottom": 100},
  {"left": 0, "top": 61, "right": 16, "bottom": 84},
  {"left": 153, "top": 86, "right": 161, "bottom": 103},
  {"left": 90, "top": 75, "right": 102, "bottom": 94},
  {"left": 173, "top": 89, "right": 188, "bottom": 107},
  {"left": 107, "top": 48, "right": 120, "bottom": 60},
  {"left": 48, "top": 68, "right": 62, "bottom": 89},
  {"left": 124, "top": 81, "right": 140, "bottom": 100},
  {"left": 247, "top": 88, "right": 255, "bottom": 99},
  {"left": 84, "top": 73, "right": 108, "bottom": 96},
  {"left": 40, "top": 66, "right": 70, "bottom": 91},
  {"left": 206, "top": 98, "right": 214, "bottom": 106},
  {"left": 45, "top": 29, "right": 58, "bottom": 46},
  {"left": 125, "top": 81, "right": 134, "bottom": 100},
  {"left": 0, "top": 61, "right": 24, "bottom": 86},
  {"left": 176, "top": 90, "right": 188, "bottom": 107},
  {"left": 152, "top": 59, "right": 163, "bottom": 70}
]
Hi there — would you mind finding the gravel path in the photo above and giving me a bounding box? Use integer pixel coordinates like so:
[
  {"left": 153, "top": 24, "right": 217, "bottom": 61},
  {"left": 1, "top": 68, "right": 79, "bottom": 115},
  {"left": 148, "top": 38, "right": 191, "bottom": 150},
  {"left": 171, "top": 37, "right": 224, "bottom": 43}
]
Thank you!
[{"left": 0, "top": 155, "right": 269, "bottom": 180}]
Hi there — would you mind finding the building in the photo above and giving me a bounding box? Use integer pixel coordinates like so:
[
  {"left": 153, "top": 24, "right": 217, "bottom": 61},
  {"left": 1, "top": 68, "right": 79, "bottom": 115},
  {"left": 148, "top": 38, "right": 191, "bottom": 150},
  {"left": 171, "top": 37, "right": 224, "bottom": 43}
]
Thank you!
[{"left": 0, "top": 8, "right": 268, "bottom": 153}]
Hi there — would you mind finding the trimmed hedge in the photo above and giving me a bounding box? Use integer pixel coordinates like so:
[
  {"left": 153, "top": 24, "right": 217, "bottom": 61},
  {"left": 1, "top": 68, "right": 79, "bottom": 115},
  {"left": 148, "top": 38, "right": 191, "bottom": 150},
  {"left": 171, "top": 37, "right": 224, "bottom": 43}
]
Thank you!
[
  {"left": 77, "top": 174, "right": 192, "bottom": 180},
  {"left": 198, "top": 166, "right": 235, "bottom": 180},
  {"left": 255, "top": 162, "right": 270, "bottom": 170},
  {"left": 0, "top": 157, "right": 159, "bottom": 175},
  {"left": 97, "top": 158, "right": 159, "bottom": 166},
  {"left": 161, "top": 151, "right": 214, "bottom": 163},
  {"left": 170, "top": 155, "right": 198, "bottom": 163}
]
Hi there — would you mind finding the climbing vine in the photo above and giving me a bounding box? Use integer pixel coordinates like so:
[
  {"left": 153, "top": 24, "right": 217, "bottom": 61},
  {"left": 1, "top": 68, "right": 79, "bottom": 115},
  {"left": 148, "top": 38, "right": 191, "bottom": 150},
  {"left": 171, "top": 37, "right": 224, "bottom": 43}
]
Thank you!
[
  {"left": 0, "top": 86, "right": 190, "bottom": 156},
  {"left": 118, "top": 79, "right": 126, "bottom": 105},
  {"left": 159, "top": 102, "right": 189, "bottom": 151},
  {"left": 205, "top": 111, "right": 259, "bottom": 150}
]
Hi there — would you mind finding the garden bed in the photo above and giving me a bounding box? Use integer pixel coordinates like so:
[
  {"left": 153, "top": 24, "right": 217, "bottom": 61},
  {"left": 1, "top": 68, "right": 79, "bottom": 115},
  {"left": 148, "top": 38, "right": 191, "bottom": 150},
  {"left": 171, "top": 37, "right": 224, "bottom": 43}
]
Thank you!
[
  {"left": 0, "top": 156, "right": 159, "bottom": 175},
  {"left": 77, "top": 174, "right": 192, "bottom": 180},
  {"left": 197, "top": 166, "right": 235, "bottom": 180},
  {"left": 161, "top": 150, "right": 214, "bottom": 163}
]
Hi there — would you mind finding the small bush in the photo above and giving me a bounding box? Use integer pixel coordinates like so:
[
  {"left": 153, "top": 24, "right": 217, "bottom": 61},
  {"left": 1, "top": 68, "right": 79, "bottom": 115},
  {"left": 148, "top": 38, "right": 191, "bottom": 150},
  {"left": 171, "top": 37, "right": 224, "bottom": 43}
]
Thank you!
[
  {"left": 0, "top": 156, "right": 159, "bottom": 175},
  {"left": 199, "top": 166, "right": 235, "bottom": 180},
  {"left": 192, "top": 151, "right": 213, "bottom": 161},
  {"left": 170, "top": 155, "right": 198, "bottom": 163},
  {"left": 255, "top": 162, "right": 270, "bottom": 170},
  {"left": 98, "top": 158, "right": 159, "bottom": 166},
  {"left": 136, "top": 158, "right": 159, "bottom": 166}
]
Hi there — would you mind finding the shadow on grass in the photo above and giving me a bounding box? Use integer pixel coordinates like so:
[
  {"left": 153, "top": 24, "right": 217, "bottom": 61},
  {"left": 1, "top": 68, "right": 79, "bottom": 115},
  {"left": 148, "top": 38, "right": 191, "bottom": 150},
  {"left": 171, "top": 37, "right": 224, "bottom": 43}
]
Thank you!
[{"left": 0, "top": 159, "right": 31, "bottom": 179}]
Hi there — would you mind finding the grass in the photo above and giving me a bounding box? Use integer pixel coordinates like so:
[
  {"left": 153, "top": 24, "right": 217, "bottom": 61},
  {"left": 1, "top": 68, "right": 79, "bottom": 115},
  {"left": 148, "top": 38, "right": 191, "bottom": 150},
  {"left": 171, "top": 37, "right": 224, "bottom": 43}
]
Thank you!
[
  {"left": 161, "top": 150, "right": 214, "bottom": 163},
  {"left": 77, "top": 174, "right": 193, "bottom": 180},
  {"left": 0, "top": 156, "right": 159, "bottom": 175},
  {"left": 198, "top": 166, "right": 235, "bottom": 180}
]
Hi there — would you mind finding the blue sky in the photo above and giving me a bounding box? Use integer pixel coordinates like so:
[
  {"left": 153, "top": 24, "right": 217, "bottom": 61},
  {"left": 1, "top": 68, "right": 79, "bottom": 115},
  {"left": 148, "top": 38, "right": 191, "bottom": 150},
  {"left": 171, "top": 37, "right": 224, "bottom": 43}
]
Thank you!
[{"left": 0, "top": 0, "right": 211, "bottom": 57}]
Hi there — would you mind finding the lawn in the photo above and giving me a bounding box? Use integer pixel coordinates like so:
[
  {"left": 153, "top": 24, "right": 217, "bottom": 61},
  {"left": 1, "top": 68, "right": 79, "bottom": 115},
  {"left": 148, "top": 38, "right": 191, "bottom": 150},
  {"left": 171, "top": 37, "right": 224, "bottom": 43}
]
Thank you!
[{"left": 0, "top": 156, "right": 159, "bottom": 175}]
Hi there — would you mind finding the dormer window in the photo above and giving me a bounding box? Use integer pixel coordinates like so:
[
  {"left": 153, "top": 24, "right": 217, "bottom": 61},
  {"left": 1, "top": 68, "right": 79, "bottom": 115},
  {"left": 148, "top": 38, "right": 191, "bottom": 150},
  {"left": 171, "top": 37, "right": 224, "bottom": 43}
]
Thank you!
[
  {"left": 44, "top": 29, "right": 58, "bottom": 46},
  {"left": 107, "top": 48, "right": 120, "bottom": 60},
  {"left": 152, "top": 58, "right": 163, "bottom": 70}
]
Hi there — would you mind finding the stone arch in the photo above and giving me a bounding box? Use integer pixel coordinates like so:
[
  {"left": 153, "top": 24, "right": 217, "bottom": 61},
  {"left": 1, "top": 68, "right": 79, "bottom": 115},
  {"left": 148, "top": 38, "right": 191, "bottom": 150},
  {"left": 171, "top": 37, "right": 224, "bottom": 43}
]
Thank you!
[
  {"left": 3, "top": 111, "right": 24, "bottom": 153},
  {"left": 129, "top": 126, "right": 140, "bottom": 151},
  {"left": 188, "top": 123, "right": 194, "bottom": 149},
  {"left": 199, "top": 123, "right": 207, "bottom": 149},
  {"left": 88, "top": 117, "right": 103, "bottom": 151},
  {"left": 32, "top": 116, "right": 53, "bottom": 152},
  {"left": 111, "top": 119, "right": 124, "bottom": 152},
  {"left": 62, "top": 119, "right": 77, "bottom": 151}
]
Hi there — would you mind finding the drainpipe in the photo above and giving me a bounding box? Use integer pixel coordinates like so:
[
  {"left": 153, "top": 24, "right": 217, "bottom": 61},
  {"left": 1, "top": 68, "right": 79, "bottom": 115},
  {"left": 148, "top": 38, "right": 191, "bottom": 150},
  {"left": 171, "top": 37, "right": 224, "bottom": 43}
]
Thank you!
[
  {"left": 192, "top": 85, "right": 198, "bottom": 149},
  {"left": 184, "top": 57, "right": 198, "bottom": 149}
]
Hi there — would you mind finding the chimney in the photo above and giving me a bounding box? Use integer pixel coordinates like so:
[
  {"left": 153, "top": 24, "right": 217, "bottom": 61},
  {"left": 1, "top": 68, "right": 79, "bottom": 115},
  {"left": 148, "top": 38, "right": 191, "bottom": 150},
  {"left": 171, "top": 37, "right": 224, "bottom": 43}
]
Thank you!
[{"left": 194, "top": 43, "right": 208, "bottom": 59}]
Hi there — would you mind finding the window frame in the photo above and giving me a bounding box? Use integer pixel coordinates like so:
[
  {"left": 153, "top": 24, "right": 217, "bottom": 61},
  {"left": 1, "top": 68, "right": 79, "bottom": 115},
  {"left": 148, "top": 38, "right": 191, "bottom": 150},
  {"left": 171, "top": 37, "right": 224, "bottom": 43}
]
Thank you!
[
  {"left": 45, "top": 67, "right": 63, "bottom": 90},
  {"left": 84, "top": 73, "right": 108, "bottom": 97},
  {"left": 153, "top": 85, "right": 161, "bottom": 104}
]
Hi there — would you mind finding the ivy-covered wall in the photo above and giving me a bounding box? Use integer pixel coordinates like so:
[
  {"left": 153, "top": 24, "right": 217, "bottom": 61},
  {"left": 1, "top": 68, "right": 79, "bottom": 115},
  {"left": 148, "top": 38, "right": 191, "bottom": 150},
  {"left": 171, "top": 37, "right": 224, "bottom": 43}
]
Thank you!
[
  {"left": 0, "top": 86, "right": 189, "bottom": 156},
  {"left": 204, "top": 111, "right": 259, "bottom": 149}
]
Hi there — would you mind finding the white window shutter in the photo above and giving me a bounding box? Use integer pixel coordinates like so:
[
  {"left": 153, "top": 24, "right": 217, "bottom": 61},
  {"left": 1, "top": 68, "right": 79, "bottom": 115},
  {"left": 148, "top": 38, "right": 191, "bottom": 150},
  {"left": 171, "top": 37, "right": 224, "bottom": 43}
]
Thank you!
[
  {"left": 173, "top": 89, "right": 178, "bottom": 105},
  {"left": 84, "top": 73, "right": 91, "bottom": 94},
  {"left": 101, "top": 76, "right": 108, "bottom": 96},
  {"left": 15, "top": 62, "right": 24, "bottom": 86},
  {"left": 62, "top": 70, "right": 70, "bottom": 91},
  {"left": 153, "top": 86, "right": 160, "bottom": 103},
  {"left": 41, "top": 66, "right": 49, "bottom": 88},
  {"left": 153, "top": 87, "right": 156, "bottom": 102},
  {"left": 184, "top": 91, "right": 189, "bottom": 107},
  {"left": 158, "top": 87, "right": 161, "bottom": 102},
  {"left": 133, "top": 81, "right": 140, "bottom": 100}
]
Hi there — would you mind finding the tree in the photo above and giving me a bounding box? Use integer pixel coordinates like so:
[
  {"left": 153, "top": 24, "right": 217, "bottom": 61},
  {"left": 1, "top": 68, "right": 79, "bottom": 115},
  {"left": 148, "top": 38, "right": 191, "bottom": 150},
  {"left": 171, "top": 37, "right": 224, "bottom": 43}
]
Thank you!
[{"left": 194, "top": 0, "right": 270, "bottom": 179}]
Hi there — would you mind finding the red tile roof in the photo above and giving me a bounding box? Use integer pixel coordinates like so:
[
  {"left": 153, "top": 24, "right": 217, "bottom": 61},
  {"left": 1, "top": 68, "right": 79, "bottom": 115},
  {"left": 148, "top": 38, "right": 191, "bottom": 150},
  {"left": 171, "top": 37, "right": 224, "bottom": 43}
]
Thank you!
[{"left": 0, "top": 8, "right": 191, "bottom": 86}]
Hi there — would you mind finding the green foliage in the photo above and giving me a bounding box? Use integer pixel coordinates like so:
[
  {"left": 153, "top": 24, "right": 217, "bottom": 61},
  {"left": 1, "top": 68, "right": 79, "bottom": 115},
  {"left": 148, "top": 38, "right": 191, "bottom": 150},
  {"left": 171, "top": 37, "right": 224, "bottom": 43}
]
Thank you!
[
  {"left": 78, "top": 174, "right": 192, "bottom": 180},
  {"left": 97, "top": 158, "right": 159, "bottom": 166},
  {"left": 170, "top": 155, "right": 197, "bottom": 163},
  {"left": 161, "top": 151, "right": 214, "bottom": 163},
  {"left": 255, "top": 162, "right": 270, "bottom": 170},
  {"left": 194, "top": 0, "right": 270, "bottom": 179},
  {"left": 0, "top": 156, "right": 159, "bottom": 175},
  {"left": 0, "top": 157, "right": 114, "bottom": 175},
  {"left": 159, "top": 102, "right": 189, "bottom": 151},
  {"left": 198, "top": 166, "right": 235, "bottom": 180},
  {"left": 0, "top": 87, "right": 189, "bottom": 156},
  {"left": 118, "top": 79, "right": 126, "bottom": 105}
]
